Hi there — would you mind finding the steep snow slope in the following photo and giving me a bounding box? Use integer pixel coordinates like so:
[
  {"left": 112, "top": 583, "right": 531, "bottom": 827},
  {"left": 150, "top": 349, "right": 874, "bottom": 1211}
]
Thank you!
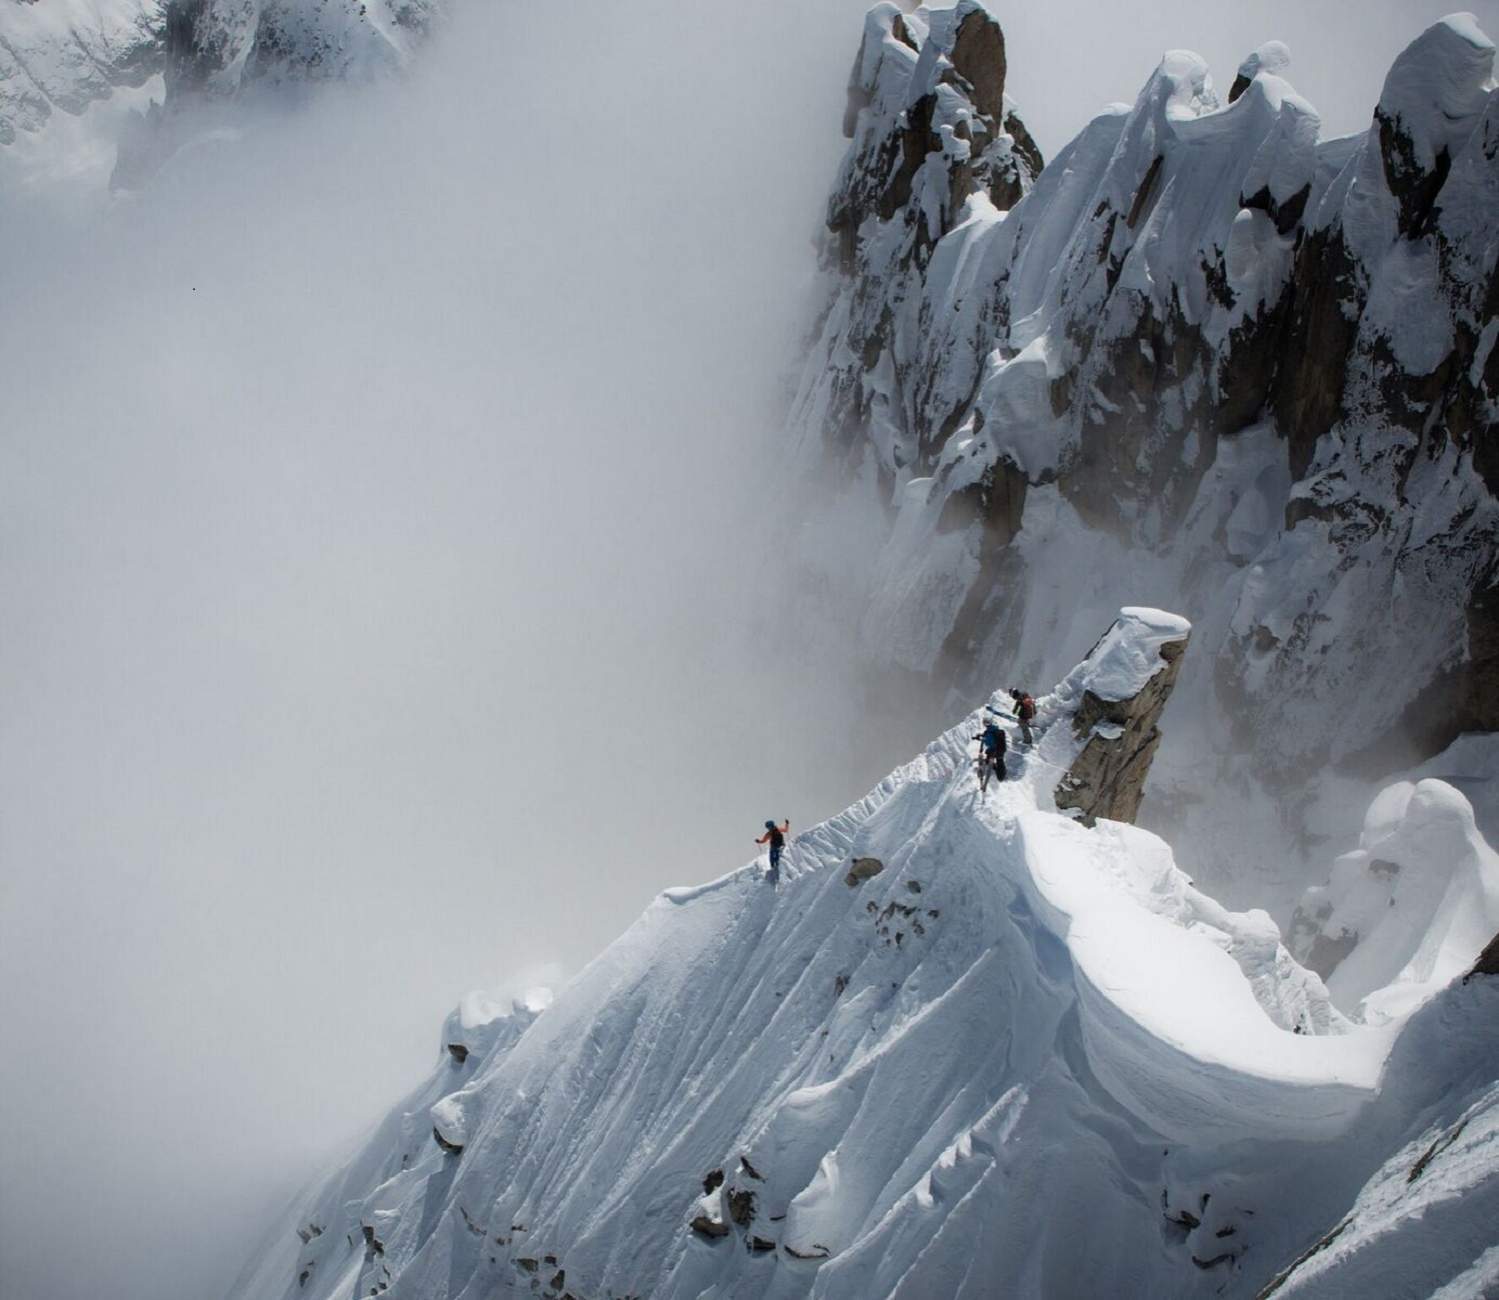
[
  {"left": 1261, "top": 964, "right": 1499, "bottom": 1300},
  {"left": 230, "top": 611, "right": 1498, "bottom": 1300},
  {"left": 788, "top": 3, "right": 1499, "bottom": 915}
]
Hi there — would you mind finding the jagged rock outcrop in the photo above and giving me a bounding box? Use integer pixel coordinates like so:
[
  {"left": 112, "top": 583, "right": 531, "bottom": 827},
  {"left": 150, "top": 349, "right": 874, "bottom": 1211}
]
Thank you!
[
  {"left": 1054, "top": 612, "right": 1190, "bottom": 826},
  {"left": 803, "top": 0, "right": 1044, "bottom": 489},
  {"left": 1289, "top": 778, "right": 1499, "bottom": 1018},
  {"left": 789, "top": 3, "right": 1499, "bottom": 901}
]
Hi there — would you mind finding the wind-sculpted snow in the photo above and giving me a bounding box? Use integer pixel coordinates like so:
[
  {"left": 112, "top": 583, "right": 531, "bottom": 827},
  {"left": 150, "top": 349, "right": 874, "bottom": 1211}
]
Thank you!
[
  {"left": 223, "top": 609, "right": 1499, "bottom": 1300},
  {"left": 1290, "top": 776, "right": 1499, "bottom": 1024},
  {"left": 790, "top": 1, "right": 1499, "bottom": 910}
]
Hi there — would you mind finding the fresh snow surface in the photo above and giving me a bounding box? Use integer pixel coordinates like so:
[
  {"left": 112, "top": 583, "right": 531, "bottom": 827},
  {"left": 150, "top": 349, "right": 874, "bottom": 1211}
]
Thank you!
[
  {"left": 1068, "top": 607, "right": 1190, "bottom": 703},
  {"left": 226, "top": 610, "right": 1499, "bottom": 1300}
]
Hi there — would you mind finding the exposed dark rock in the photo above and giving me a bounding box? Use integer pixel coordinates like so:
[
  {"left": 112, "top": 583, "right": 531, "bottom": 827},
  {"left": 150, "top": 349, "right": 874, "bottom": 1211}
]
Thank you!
[
  {"left": 515, "top": 1257, "right": 539, "bottom": 1272},
  {"left": 432, "top": 1126, "right": 463, "bottom": 1157},
  {"left": 690, "top": 1215, "right": 731, "bottom": 1240},
  {"left": 750, "top": 1236, "right": 777, "bottom": 1253},
  {"left": 361, "top": 1225, "right": 384, "bottom": 1257},
  {"left": 1377, "top": 108, "right": 1451, "bottom": 240},
  {"left": 948, "top": 7, "right": 1006, "bottom": 122},
  {"left": 784, "top": 1243, "right": 832, "bottom": 1260},
  {"left": 703, "top": 1168, "right": 724, "bottom": 1195},
  {"left": 1465, "top": 931, "right": 1499, "bottom": 981},
  {"left": 727, "top": 1189, "right": 756, "bottom": 1227},
  {"left": 1126, "top": 155, "right": 1165, "bottom": 229},
  {"left": 1056, "top": 631, "right": 1190, "bottom": 826},
  {"left": 740, "top": 1156, "right": 765, "bottom": 1181},
  {"left": 845, "top": 857, "right": 885, "bottom": 886},
  {"left": 1408, "top": 1119, "right": 1470, "bottom": 1183},
  {"left": 447, "top": 1043, "right": 469, "bottom": 1065},
  {"left": 1304, "top": 929, "right": 1358, "bottom": 981},
  {"left": 1271, "top": 222, "right": 1360, "bottom": 481},
  {"left": 819, "top": 3, "right": 1043, "bottom": 474}
]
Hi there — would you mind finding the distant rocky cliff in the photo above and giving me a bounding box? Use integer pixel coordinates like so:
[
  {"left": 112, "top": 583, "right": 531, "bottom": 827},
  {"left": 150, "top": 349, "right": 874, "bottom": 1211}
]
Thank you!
[
  {"left": 790, "top": 3, "right": 1499, "bottom": 897},
  {"left": 0, "top": 0, "right": 434, "bottom": 164}
]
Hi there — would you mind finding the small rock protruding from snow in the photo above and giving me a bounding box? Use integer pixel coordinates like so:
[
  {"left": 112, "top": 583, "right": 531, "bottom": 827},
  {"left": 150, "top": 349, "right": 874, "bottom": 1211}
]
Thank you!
[
  {"left": 1468, "top": 931, "right": 1499, "bottom": 980},
  {"left": 844, "top": 856, "right": 885, "bottom": 885},
  {"left": 689, "top": 1179, "right": 732, "bottom": 1240},
  {"left": 430, "top": 1094, "right": 468, "bottom": 1155}
]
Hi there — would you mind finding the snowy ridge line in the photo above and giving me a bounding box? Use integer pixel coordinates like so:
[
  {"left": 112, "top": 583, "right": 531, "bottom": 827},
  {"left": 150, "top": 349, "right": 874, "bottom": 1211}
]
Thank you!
[{"left": 222, "top": 606, "right": 1497, "bottom": 1300}]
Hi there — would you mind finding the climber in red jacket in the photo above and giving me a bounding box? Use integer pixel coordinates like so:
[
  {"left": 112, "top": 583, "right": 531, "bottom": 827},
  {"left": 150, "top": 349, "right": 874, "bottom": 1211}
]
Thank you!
[{"left": 756, "top": 818, "right": 790, "bottom": 886}]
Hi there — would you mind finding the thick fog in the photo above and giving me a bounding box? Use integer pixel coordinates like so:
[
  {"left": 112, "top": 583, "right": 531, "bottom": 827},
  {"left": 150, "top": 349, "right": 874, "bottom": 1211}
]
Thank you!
[{"left": 1, "top": 2, "right": 1492, "bottom": 1298}]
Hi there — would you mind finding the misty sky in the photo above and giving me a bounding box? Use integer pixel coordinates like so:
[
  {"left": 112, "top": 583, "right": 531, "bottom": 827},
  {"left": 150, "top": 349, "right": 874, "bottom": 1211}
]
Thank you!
[{"left": 2, "top": 2, "right": 1496, "bottom": 1298}]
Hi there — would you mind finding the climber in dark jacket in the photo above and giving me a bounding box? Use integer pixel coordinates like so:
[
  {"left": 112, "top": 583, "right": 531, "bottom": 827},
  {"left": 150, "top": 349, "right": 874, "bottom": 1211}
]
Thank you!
[
  {"left": 757, "top": 818, "right": 790, "bottom": 885},
  {"left": 973, "top": 719, "right": 1007, "bottom": 791},
  {"left": 1010, "top": 688, "right": 1037, "bottom": 745}
]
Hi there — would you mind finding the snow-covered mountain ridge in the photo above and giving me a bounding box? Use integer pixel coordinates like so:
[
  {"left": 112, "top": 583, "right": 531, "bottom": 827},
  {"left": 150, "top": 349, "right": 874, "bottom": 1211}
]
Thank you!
[
  {"left": 0, "top": 0, "right": 433, "bottom": 154},
  {"left": 787, "top": 4, "right": 1499, "bottom": 914},
  {"left": 229, "top": 611, "right": 1499, "bottom": 1299}
]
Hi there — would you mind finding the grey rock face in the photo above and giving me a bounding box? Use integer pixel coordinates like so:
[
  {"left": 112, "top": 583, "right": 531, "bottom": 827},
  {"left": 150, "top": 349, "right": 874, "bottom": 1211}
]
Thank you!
[
  {"left": 814, "top": 1, "right": 1044, "bottom": 485},
  {"left": 1055, "top": 633, "right": 1189, "bottom": 827}
]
